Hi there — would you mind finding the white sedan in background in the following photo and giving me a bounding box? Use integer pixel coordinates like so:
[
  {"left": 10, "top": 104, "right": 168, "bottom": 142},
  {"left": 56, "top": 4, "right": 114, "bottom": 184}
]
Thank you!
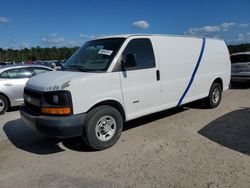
[
  {"left": 231, "top": 52, "right": 250, "bottom": 82},
  {"left": 0, "top": 65, "right": 53, "bottom": 114}
]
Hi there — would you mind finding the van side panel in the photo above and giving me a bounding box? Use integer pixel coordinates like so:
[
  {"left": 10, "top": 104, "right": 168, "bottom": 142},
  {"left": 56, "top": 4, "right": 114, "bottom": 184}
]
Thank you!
[
  {"left": 194, "top": 39, "right": 231, "bottom": 99},
  {"left": 153, "top": 36, "right": 204, "bottom": 107},
  {"left": 152, "top": 36, "right": 230, "bottom": 108}
]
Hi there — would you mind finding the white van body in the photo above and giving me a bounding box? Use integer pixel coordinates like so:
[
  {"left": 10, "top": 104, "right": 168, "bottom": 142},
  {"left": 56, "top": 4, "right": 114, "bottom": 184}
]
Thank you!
[
  {"left": 25, "top": 35, "right": 230, "bottom": 120},
  {"left": 20, "top": 34, "right": 231, "bottom": 150}
]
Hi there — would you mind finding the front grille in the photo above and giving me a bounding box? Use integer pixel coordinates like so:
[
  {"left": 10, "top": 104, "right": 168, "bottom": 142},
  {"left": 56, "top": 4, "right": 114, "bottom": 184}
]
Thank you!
[
  {"left": 25, "top": 102, "right": 41, "bottom": 114},
  {"left": 24, "top": 88, "right": 42, "bottom": 98},
  {"left": 24, "top": 88, "right": 42, "bottom": 114}
]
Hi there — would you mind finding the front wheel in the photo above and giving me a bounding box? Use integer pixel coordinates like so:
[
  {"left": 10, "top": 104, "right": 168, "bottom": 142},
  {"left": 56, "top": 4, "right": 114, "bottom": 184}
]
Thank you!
[
  {"left": 205, "top": 82, "right": 222, "bottom": 108},
  {"left": 82, "top": 105, "right": 123, "bottom": 150}
]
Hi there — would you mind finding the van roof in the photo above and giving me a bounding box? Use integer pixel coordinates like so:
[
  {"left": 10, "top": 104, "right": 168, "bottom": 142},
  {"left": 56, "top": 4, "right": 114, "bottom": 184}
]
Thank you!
[{"left": 93, "top": 34, "right": 224, "bottom": 41}]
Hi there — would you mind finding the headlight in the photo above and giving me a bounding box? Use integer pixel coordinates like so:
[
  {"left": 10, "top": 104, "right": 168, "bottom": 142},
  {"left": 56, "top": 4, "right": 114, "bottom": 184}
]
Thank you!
[
  {"left": 43, "top": 92, "right": 71, "bottom": 106},
  {"left": 53, "top": 95, "right": 59, "bottom": 104},
  {"left": 41, "top": 91, "right": 72, "bottom": 115}
]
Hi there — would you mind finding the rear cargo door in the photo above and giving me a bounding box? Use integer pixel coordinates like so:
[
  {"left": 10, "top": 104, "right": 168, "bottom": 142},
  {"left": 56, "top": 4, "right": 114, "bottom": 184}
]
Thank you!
[{"left": 119, "top": 38, "right": 161, "bottom": 119}]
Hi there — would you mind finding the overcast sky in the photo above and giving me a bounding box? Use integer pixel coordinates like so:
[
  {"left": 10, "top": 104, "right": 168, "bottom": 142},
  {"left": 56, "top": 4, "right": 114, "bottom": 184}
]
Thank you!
[{"left": 0, "top": 0, "right": 250, "bottom": 49}]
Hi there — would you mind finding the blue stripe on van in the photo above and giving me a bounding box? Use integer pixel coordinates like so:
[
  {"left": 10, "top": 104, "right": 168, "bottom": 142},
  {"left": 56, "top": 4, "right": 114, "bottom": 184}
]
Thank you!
[{"left": 177, "top": 38, "right": 206, "bottom": 106}]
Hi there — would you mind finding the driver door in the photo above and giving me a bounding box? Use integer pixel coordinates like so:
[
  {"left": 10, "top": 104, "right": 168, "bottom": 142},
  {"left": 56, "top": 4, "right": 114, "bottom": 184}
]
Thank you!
[{"left": 119, "top": 38, "right": 162, "bottom": 119}]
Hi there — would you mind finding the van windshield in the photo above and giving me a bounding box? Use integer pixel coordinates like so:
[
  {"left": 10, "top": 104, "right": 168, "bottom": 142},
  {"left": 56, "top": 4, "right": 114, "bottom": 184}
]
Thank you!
[
  {"left": 231, "top": 54, "right": 250, "bottom": 63},
  {"left": 63, "top": 38, "right": 125, "bottom": 72}
]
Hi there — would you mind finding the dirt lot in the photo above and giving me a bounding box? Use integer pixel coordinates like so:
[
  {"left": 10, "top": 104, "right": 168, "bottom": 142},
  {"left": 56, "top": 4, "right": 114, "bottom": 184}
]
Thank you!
[{"left": 0, "top": 85, "right": 250, "bottom": 188}]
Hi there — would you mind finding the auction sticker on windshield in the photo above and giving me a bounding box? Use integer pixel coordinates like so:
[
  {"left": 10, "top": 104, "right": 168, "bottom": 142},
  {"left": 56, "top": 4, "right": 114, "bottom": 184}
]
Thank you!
[{"left": 98, "top": 49, "right": 113, "bottom": 56}]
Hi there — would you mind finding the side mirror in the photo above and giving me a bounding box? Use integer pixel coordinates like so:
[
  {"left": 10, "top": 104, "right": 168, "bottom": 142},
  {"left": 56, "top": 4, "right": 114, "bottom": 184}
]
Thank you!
[{"left": 122, "top": 53, "right": 137, "bottom": 68}]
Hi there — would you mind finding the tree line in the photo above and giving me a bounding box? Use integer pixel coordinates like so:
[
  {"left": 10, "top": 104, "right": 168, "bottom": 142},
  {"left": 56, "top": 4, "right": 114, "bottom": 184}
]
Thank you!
[
  {"left": 227, "top": 43, "right": 250, "bottom": 54},
  {"left": 0, "top": 46, "right": 79, "bottom": 62},
  {"left": 0, "top": 43, "right": 249, "bottom": 62}
]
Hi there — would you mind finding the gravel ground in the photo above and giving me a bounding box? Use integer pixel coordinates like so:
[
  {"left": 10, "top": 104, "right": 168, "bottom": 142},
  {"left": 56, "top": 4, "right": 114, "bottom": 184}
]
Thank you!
[{"left": 0, "top": 84, "right": 250, "bottom": 188}]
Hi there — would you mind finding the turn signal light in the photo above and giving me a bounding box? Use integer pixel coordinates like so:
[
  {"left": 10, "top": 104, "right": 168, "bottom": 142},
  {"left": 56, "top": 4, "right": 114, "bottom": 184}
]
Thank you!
[{"left": 41, "top": 107, "right": 71, "bottom": 115}]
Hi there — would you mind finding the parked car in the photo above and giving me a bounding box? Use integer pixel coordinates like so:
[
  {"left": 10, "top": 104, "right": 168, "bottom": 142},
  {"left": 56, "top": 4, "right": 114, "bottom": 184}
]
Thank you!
[
  {"left": 54, "top": 60, "right": 65, "bottom": 70},
  {"left": 36, "top": 61, "right": 56, "bottom": 69},
  {"left": 0, "top": 65, "right": 53, "bottom": 114},
  {"left": 0, "top": 62, "right": 7, "bottom": 66},
  {"left": 20, "top": 34, "right": 230, "bottom": 150},
  {"left": 231, "top": 52, "right": 250, "bottom": 82}
]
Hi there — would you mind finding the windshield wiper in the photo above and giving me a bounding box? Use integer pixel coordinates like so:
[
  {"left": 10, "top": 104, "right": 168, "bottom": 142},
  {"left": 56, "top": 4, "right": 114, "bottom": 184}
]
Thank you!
[
  {"left": 67, "top": 65, "right": 85, "bottom": 68},
  {"left": 63, "top": 65, "right": 103, "bottom": 72},
  {"left": 64, "top": 65, "right": 88, "bottom": 72},
  {"left": 76, "top": 67, "right": 89, "bottom": 72}
]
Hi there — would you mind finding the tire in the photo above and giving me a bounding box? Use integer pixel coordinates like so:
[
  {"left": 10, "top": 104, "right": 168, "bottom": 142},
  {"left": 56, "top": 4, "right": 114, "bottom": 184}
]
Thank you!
[
  {"left": 0, "top": 95, "right": 9, "bottom": 115},
  {"left": 82, "top": 105, "right": 123, "bottom": 150},
  {"left": 205, "top": 82, "right": 222, "bottom": 108}
]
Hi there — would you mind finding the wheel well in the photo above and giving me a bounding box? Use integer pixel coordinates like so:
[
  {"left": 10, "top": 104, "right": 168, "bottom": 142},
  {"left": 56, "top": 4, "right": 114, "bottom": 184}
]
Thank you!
[
  {"left": 88, "top": 100, "right": 126, "bottom": 121},
  {"left": 0, "top": 92, "right": 10, "bottom": 108},
  {"left": 213, "top": 78, "right": 223, "bottom": 90}
]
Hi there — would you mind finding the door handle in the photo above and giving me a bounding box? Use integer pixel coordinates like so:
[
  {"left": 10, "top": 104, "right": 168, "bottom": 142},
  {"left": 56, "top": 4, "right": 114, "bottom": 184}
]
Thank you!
[
  {"left": 4, "top": 83, "right": 12, "bottom": 86},
  {"left": 156, "top": 70, "right": 160, "bottom": 81}
]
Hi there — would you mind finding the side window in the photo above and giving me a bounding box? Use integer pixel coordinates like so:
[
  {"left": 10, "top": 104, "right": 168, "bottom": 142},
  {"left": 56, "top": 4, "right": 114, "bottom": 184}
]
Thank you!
[
  {"left": 33, "top": 68, "right": 51, "bottom": 75},
  {"left": 0, "top": 71, "right": 8, "bottom": 78},
  {"left": 5, "top": 68, "right": 32, "bottom": 78},
  {"left": 122, "top": 38, "right": 155, "bottom": 70}
]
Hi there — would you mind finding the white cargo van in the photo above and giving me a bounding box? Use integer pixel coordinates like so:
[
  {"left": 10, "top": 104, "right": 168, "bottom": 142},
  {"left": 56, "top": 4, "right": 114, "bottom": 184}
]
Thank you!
[{"left": 20, "top": 34, "right": 231, "bottom": 150}]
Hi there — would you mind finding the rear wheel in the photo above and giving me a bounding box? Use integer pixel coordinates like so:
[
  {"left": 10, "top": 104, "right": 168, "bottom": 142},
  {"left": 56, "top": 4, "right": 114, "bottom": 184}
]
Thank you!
[
  {"left": 205, "top": 82, "right": 222, "bottom": 108},
  {"left": 0, "top": 95, "right": 9, "bottom": 115},
  {"left": 82, "top": 105, "right": 123, "bottom": 150}
]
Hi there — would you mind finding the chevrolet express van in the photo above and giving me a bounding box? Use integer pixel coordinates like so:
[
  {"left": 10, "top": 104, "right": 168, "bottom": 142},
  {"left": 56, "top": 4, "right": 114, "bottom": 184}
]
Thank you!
[{"left": 20, "top": 34, "right": 231, "bottom": 150}]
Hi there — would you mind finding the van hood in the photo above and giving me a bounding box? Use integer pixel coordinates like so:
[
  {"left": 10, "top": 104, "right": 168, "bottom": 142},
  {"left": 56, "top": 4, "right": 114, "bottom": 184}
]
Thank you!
[{"left": 26, "top": 71, "right": 96, "bottom": 92}]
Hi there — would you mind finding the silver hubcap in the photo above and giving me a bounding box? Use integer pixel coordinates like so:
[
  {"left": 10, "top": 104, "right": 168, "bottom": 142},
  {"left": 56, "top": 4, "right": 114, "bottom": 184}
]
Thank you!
[
  {"left": 0, "top": 98, "right": 5, "bottom": 112},
  {"left": 95, "top": 115, "right": 116, "bottom": 141},
  {"left": 212, "top": 88, "right": 220, "bottom": 104}
]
